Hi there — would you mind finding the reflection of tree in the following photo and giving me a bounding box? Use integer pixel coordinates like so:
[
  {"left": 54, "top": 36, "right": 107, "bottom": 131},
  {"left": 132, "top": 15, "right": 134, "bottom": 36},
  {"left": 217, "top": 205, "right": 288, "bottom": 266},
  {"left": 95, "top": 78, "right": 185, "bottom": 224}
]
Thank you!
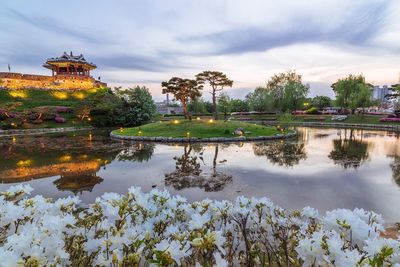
[
  {"left": 165, "top": 144, "right": 232, "bottom": 191},
  {"left": 116, "top": 142, "right": 155, "bottom": 162},
  {"left": 253, "top": 141, "right": 307, "bottom": 167},
  {"left": 388, "top": 156, "right": 400, "bottom": 186},
  {"left": 328, "top": 129, "right": 369, "bottom": 169}
]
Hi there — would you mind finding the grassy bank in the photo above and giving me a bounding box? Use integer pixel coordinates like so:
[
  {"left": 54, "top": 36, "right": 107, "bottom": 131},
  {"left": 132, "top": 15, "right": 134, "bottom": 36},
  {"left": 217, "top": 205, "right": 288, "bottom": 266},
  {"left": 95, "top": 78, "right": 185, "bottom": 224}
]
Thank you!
[
  {"left": 0, "top": 88, "right": 99, "bottom": 111},
  {"left": 0, "top": 89, "right": 100, "bottom": 129},
  {"left": 113, "top": 120, "right": 283, "bottom": 138}
]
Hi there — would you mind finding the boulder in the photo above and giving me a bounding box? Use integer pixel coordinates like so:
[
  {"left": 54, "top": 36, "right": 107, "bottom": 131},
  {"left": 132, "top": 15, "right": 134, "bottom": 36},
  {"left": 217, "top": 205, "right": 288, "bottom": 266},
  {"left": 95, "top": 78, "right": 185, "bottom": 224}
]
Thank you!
[
  {"left": 55, "top": 116, "right": 66, "bottom": 123},
  {"left": 234, "top": 127, "right": 245, "bottom": 135}
]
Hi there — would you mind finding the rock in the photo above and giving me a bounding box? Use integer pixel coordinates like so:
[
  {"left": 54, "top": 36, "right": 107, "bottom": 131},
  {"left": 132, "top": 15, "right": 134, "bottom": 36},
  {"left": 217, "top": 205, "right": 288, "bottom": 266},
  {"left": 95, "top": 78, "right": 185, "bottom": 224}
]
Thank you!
[
  {"left": 54, "top": 116, "right": 66, "bottom": 123},
  {"left": 234, "top": 127, "right": 245, "bottom": 136}
]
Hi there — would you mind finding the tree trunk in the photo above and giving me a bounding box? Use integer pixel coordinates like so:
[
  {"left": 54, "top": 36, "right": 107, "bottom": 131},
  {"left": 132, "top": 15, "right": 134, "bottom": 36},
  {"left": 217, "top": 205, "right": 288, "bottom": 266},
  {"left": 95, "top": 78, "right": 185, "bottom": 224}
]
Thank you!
[
  {"left": 212, "top": 89, "right": 218, "bottom": 120},
  {"left": 181, "top": 98, "right": 191, "bottom": 120}
]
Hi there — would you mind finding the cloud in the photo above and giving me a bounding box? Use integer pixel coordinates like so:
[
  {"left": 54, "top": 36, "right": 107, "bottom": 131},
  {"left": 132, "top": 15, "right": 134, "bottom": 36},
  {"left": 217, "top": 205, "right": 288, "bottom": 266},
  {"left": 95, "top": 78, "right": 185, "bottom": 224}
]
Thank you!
[
  {"left": 178, "top": 1, "right": 389, "bottom": 55},
  {"left": 6, "top": 9, "right": 105, "bottom": 44}
]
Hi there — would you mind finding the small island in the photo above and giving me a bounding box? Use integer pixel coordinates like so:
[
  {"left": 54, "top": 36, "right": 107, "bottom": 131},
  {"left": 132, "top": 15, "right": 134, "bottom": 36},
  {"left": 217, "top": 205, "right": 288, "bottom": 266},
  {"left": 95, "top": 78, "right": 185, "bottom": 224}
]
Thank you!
[{"left": 110, "top": 119, "right": 296, "bottom": 142}]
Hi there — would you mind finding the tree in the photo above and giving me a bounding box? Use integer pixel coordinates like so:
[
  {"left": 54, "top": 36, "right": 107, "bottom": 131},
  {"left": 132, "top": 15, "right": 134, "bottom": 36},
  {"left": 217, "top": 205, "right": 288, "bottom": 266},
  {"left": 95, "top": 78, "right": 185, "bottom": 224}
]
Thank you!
[
  {"left": 266, "top": 70, "right": 309, "bottom": 112},
  {"left": 331, "top": 74, "right": 372, "bottom": 113},
  {"left": 115, "top": 86, "right": 156, "bottom": 126},
  {"left": 230, "top": 99, "right": 250, "bottom": 112},
  {"left": 311, "top": 95, "right": 332, "bottom": 109},
  {"left": 217, "top": 92, "right": 232, "bottom": 119},
  {"left": 245, "top": 87, "right": 274, "bottom": 112},
  {"left": 188, "top": 98, "right": 207, "bottom": 114},
  {"left": 196, "top": 71, "right": 233, "bottom": 120},
  {"left": 161, "top": 77, "right": 202, "bottom": 120}
]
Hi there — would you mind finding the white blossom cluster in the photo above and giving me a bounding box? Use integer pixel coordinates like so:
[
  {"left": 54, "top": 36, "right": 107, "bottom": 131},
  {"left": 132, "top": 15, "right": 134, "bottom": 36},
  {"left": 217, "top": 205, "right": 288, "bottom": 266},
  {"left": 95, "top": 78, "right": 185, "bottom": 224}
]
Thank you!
[{"left": 0, "top": 184, "right": 399, "bottom": 266}]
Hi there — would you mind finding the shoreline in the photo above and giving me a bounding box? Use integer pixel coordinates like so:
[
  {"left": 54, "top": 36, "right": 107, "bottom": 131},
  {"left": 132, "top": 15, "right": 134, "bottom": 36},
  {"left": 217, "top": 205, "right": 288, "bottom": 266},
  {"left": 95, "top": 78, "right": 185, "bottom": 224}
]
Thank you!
[
  {"left": 0, "top": 126, "right": 94, "bottom": 137},
  {"left": 110, "top": 130, "right": 297, "bottom": 142}
]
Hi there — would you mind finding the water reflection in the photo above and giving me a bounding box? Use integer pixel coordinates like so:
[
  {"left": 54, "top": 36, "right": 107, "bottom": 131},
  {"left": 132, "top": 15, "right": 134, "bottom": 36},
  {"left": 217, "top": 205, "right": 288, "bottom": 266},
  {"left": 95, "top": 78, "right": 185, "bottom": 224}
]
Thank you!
[
  {"left": 2, "top": 127, "right": 400, "bottom": 222},
  {"left": 253, "top": 140, "right": 307, "bottom": 167},
  {"left": 165, "top": 144, "right": 232, "bottom": 191},
  {"left": 328, "top": 129, "right": 370, "bottom": 169},
  {"left": 53, "top": 174, "right": 103, "bottom": 195},
  {"left": 116, "top": 142, "right": 155, "bottom": 162}
]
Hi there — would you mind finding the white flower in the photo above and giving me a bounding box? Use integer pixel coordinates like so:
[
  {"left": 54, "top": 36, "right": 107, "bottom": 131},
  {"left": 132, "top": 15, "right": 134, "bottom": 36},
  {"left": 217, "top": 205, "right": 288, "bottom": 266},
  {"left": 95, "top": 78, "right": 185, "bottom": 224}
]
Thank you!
[
  {"left": 214, "top": 252, "right": 228, "bottom": 267},
  {"left": 189, "top": 213, "right": 210, "bottom": 230},
  {"left": 155, "top": 240, "right": 190, "bottom": 264}
]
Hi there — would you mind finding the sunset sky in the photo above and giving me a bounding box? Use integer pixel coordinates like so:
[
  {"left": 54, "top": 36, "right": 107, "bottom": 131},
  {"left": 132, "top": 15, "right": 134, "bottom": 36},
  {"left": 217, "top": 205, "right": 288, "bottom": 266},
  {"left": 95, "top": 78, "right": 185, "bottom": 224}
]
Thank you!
[{"left": 1, "top": 0, "right": 399, "bottom": 100}]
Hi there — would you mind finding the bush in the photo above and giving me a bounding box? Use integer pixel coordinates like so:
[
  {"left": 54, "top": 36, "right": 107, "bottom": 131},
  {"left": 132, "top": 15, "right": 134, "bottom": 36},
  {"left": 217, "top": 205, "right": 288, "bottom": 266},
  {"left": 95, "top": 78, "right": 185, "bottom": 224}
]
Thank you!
[
  {"left": 278, "top": 112, "right": 293, "bottom": 123},
  {"left": 379, "top": 117, "right": 400, "bottom": 122},
  {"left": 304, "top": 107, "right": 320, "bottom": 114},
  {"left": 1, "top": 185, "right": 399, "bottom": 266}
]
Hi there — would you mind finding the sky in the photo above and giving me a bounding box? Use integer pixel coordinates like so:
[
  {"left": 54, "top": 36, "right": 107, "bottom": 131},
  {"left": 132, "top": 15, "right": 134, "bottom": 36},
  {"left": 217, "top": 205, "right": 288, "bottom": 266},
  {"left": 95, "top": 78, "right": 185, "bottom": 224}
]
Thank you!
[{"left": 0, "top": 0, "right": 399, "bottom": 101}]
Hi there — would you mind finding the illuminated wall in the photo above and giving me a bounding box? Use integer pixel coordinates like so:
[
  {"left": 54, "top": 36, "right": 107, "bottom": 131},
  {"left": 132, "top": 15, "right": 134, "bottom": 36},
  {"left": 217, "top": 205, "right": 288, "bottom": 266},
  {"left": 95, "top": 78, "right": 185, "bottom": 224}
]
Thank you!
[{"left": 0, "top": 72, "right": 106, "bottom": 90}]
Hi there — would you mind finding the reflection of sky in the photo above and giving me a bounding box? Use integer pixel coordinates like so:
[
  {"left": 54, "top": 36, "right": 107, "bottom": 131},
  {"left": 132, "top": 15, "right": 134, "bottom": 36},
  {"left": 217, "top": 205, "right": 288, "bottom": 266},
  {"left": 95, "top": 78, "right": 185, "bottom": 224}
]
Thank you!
[{"left": 1, "top": 127, "right": 400, "bottom": 222}]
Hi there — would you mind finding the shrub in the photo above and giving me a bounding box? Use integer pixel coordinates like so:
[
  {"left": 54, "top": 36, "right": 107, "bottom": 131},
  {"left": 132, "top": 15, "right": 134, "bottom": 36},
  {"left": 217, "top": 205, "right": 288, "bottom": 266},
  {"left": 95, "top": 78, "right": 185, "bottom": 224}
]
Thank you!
[
  {"left": 278, "top": 112, "right": 293, "bottom": 123},
  {"left": 304, "top": 107, "right": 320, "bottom": 114},
  {"left": 379, "top": 117, "right": 400, "bottom": 122},
  {"left": 1, "top": 185, "right": 399, "bottom": 266}
]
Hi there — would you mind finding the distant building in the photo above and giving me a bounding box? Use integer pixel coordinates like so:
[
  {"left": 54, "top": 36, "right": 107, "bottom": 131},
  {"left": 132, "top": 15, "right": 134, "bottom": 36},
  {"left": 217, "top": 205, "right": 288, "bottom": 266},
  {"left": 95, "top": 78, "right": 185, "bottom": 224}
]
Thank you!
[
  {"left": 155, "top": 94, "right": 183, "bottom": 115},
  {"left": 372, "top": 85, "right": 394, "bottom": 103},
  {"left": 0, "top": 52, "right": 106, "bottom": 90}
]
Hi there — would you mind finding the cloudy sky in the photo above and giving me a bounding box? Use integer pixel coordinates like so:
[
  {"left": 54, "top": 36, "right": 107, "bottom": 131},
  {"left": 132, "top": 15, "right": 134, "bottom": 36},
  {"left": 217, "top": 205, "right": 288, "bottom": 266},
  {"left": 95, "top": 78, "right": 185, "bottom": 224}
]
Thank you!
[{"left": 0, "top": 0, "right": 399, "bottom": 100}]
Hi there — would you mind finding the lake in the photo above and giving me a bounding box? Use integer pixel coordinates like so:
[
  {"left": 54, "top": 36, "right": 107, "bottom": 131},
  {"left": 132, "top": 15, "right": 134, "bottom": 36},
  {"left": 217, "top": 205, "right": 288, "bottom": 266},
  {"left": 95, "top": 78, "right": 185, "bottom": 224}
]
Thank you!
[{"left": 1, "top": 127, "right": 399, "bottom": 222}]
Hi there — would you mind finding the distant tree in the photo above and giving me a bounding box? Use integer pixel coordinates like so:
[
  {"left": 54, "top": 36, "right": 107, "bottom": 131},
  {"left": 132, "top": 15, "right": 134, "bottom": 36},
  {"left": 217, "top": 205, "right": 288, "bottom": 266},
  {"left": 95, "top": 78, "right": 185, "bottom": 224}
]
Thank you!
[
  {"left": 161, "top": 77, "right": 203, "bottom": 120},
  {"left": 115, "top": 86, "right": 156, "bottom": 126},
  {"left": 311, "top": 95, "right": 332, "bottom": 109},
  {"left": 245, "top": 87, "right": 274, "bottom": 112},
  {"left": 230, "top": 99, "right": 250, "bottom": 112},
  {"left": 188, "top": 97, "right": 207, "bottom": 114},
  {"left": 196, "top": 71, "right": 233, "bottom": 120},
  {"left": 266, "top": 70, "right": 309, "bottom": 112},
  {"left": 331, "top": 74, "right": 372, "bottom": 113},
  {"left": 217, "top": 92, "right": 232, "bottom": 119}
]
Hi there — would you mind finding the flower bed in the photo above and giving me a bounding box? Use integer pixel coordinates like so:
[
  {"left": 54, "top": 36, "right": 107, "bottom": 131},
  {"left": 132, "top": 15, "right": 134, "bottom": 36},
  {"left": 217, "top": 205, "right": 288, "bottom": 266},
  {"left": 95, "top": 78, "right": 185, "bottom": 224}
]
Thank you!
[
  {"left": 1, "top": 185, "right": 399, "bottom": 266},
  {"left": 380, "top": 117, "right": 400, "bottom": 122}
]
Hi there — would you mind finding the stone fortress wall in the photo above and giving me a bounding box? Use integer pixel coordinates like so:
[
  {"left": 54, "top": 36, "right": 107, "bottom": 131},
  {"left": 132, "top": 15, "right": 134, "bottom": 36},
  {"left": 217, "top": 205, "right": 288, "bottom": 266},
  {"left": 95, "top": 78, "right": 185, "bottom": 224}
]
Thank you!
[{"left": 0, "top": 72, "right": 107, "bottom": 90}]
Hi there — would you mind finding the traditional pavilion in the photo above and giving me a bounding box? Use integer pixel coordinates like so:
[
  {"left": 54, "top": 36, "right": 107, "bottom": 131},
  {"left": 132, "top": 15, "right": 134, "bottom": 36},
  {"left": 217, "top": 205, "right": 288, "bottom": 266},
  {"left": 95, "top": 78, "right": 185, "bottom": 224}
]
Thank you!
[{"left": 43, "top": 52, "right": 97, "bottom": 77}]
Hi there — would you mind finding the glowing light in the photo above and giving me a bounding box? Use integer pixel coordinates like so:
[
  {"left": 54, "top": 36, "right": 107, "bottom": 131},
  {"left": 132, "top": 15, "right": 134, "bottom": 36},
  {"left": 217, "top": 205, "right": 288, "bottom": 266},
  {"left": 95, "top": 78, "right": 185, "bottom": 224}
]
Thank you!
[
  {"left": 303, "top": 102, "right": 309, "bottom": 106},
  {"left": 138, "top": 130, "right": 142, "bottom": 136},
  {"left": 9, "top": 90, "right": 27, "bottom": 98},
  {"left": 10, "top": 122, "right": 16, "bottom": 127},
  {"left": 208, "top": 119, "right": 214, "bottom": 123},
  {"left": 87, "top": 117, "right": 92, "bottom": 121},
  {"left": 59, "top": 155, "right": 72, "bottom": 162},
  {"left": 73, "top": 92, "right": 85, "bottom": 99},
  {"left": 12, "top": 136, "right": 16, "bottom": 143},
  {"left": 88, "top": 134, "right": 92, "bottom": 140},
  {"left": 17, "top": 159, "right": 32, "bottom": 167},
  {"left": 186, "top": 131, "right": 190, "bottom": 137},
  {"left": 52, "top": 91, "right": 68, "bottom": 99},
  {"left": 119, "top": 127, "right": 124, "bottom": 133},
  {"left": 173, "top": 120, "right": 179, "bottom": 124},
  {"left": 196, "top": 117, "right": 201, "bottom": 120}
]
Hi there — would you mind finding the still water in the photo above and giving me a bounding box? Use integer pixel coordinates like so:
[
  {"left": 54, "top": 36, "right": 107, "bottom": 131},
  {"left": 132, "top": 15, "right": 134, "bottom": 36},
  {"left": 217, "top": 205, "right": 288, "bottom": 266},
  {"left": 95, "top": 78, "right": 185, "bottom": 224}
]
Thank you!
[{"left": 1, "top": 127, "right": 400, "bottom": 222}]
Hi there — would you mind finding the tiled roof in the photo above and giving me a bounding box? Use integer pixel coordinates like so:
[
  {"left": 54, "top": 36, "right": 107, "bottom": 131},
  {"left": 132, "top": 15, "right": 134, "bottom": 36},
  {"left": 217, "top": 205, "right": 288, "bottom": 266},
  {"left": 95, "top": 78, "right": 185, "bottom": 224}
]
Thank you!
[{"left": 45, "top": 52, "right": 96, "bottom": 68}]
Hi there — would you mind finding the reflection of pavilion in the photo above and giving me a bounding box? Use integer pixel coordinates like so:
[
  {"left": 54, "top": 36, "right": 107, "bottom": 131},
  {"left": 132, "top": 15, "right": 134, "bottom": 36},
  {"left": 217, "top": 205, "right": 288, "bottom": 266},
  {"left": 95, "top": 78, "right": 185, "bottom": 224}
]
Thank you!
[
  {"left": 0, "top": 160, "right": 103, "bottom": 183},
  {"left": 54, "top": 173, "right": 103, "bottom": 195}
]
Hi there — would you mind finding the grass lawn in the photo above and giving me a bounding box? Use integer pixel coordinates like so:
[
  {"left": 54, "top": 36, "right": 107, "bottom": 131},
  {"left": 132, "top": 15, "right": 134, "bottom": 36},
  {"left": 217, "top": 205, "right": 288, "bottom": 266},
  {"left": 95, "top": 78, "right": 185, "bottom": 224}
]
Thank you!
[
  {"left": 113, "top": 120, "right": 284, "bottom": 138},
  {"left": 0, "top": 89, "right": 98, "bottom": 111}
]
